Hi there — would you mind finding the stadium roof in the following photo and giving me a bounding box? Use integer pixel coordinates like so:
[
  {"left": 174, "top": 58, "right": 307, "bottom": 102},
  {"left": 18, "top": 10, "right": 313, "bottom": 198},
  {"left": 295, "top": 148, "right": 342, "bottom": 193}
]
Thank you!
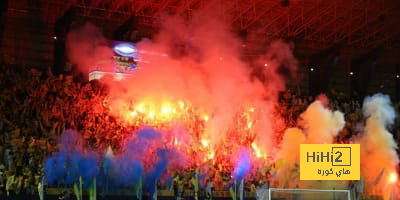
[
  {"left": 4, "top": 0, "right": 400, "bottom": 97},
  {"left": 9, "top": 0, "right": 400, "bottom": 53}
]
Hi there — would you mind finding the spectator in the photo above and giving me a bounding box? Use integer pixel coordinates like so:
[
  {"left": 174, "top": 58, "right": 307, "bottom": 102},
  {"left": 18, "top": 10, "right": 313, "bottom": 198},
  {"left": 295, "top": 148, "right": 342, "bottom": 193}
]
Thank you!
[{"left": 0, "top": 64, "right": 399, "bottom": 198}]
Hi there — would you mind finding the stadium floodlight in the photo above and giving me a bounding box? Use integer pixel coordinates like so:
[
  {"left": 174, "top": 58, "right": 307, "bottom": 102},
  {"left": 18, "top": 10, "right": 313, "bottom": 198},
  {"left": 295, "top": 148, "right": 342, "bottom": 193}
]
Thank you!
[{"left": 113, "top": 43, "right": 136, "bottom": 57}]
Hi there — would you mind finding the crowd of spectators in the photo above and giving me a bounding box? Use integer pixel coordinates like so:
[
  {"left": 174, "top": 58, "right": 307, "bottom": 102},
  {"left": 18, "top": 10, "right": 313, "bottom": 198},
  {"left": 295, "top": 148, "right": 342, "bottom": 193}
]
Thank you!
[{"left": 0, "top": 63, "right": 399, "bottom": 199}]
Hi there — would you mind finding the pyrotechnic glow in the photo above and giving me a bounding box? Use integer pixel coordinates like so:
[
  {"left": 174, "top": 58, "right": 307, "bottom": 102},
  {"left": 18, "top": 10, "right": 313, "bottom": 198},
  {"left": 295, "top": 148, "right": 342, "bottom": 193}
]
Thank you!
[
  {"left": 161, "top": 104, "right": 173, "bottom": 116},
  {"left": 208, "top": 151, "right": 215, "bottom": 160},
  {"left": 251, "top": 143, "right": 262, "bottom": 158},
  {"left": 247, "top": 121, "right": 253, "bottom": 129},
  {"left": 203, "top": 115, "right": 209, "bottom": 122},
  {"left": 125, "top": 101, "right": 209, "bottom": 123},
  {"left": 201, "top": 139, "right": 209, "bottom": 147},
  {"left": 178, "top": 101, "right": 185, "bottom": 109},
  {"left": 136, "top": 104, "right": 145, "bottom": 113},
  {"left": 389, "top": 172, "right": 398, "bottom": 183},
  {"left": 64, "top": 16, "right": 300, "bottom": 188},
  {"left": 48, "top": 10, "right": 400, "bottom": 197},
  {"left": 114, "top": 97, "right": 269, "bottom": 169},
  {"left": 148, "top": 111, "right": 155, "bottom": 119}
]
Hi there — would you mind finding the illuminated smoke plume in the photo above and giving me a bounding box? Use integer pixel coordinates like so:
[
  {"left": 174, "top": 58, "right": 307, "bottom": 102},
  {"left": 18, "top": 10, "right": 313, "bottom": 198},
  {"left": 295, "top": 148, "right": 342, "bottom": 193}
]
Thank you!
[
  {"left": 50, "top": 3, "right": 400, "bottom": 197},
  {"left": 300, "top": 97, "right": 345, "bottom": 144},
  {"left": 101, "top": 9, "right": 299, "bottom": 157},
  {"left": 275, "top": 128, "right": 305, "bottom": 188},
  {"left": 250, "top": 39, "right": 299, "bottom": 155},
  {"left": 66, "top": 23, "right": 114, "bottom": 75},
  {"left": 279, "top": 128, "right": 305, "bottom": 166},
  {"left": 357, "top": 94, "right": 398, "bottom": 199},
  {"left": 275, "top": 96, "right": 345, "bottom": 188},
  {"left": 258, "top": 40, "right": 298, "bottom": 100},
  {"left": 232, "top": 149, "right": 252, "bottom": 183},
  {"left": 61, "top": 3, "right": 303, "bottom": 192}
]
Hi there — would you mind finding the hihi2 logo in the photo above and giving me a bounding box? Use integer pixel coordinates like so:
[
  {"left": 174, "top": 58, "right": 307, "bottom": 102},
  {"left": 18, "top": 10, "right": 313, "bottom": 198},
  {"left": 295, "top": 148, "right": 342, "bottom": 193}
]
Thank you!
[{"left": 300, "top": 144, "right": 360, "bottom": 180}]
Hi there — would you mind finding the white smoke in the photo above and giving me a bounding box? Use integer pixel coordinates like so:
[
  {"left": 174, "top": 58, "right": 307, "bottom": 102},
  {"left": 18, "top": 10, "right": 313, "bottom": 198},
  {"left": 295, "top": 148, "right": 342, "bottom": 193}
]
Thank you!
[
  {"left": 275, "top": 97, "right": 346, "bottom": 189},
  {"left": 301, "top": 99, "right": 345, "bottom": 144},
  {"left": 358, "top": 93, "right": 398, "bottom": 199}
]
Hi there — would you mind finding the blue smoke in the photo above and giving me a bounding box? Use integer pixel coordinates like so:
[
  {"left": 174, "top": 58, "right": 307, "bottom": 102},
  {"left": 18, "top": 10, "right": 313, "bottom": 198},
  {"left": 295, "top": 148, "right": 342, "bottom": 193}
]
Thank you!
[
  {"left": 112, "top": 155, "right": 143, "bottom": 187},
  {"left": 45, "top": 127, "right": 183, "bottom": 194},
  {"left": 76, "top": 151, "right": 99, "bottom": 186},
  {"left": 136, "top": 127, "right": 163, "bottom": 140},
  {"left": 45, "top": 152, "right": 67, "bottom": 185},
  {"left": 110, "top": 128, "right": 163, "bottom": 187},
  {"left": 59, "top": 130, "right": 82, "bottom": 154},
  {"left": 45, "top": 130, "right": 99, "bottom": 188},
  {"left": 145, "top": 149, "right": 169, "bottom": 199},
  {"left": 232, "top": 150, "right": 251, "bottom": 183},
  {"left": 102, "top": 149, "right": 113, "bottom": 176}
]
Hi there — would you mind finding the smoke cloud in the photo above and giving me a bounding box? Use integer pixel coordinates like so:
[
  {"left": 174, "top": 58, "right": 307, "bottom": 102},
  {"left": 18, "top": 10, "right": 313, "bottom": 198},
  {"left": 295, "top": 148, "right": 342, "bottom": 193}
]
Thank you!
[
  {"left": 232, "top": 149, "right": 252, "bottom": 183},
  {"left": 93, "top": 9, "right": 299, "bottom": 158},
  {"left": 52, "top": 4, "right": 400, "bottom": 197},
  {"left": 300, "top": 98, "right": 345, "bottom": 144},
  {"left": 45, "top": 130, "right": 99, "bottom": 187},
  {"left": 68, "top": 3, "right": 400, "bottom": 197},
  {"left": 357, "top": 94, "right": 398, "bottom": 199},
  {"left": 66, "top": 23, "right": 114, "bottom": 75},
  {"left": 59, "top": 3, "right": 305, "bottom": 193},
  {"left": 275, "top": 97, "right": 346, "bottom": 189},
  {"left": 45, "top": 128, "right": 188, "bottom": 195}
]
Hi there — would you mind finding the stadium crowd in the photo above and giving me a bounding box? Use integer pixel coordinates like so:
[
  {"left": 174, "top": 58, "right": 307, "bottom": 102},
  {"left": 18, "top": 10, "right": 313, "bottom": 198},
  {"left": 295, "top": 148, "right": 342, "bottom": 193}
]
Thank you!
[{"left": 0, "top": 63, "right": 399, "bottom": 199}]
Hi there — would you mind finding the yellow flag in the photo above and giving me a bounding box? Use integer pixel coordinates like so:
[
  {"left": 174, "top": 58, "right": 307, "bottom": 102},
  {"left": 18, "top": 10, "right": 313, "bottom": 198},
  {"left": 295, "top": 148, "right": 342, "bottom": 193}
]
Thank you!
[{"left": 73, "top": 183, "right": 80, "bottom": 200}]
